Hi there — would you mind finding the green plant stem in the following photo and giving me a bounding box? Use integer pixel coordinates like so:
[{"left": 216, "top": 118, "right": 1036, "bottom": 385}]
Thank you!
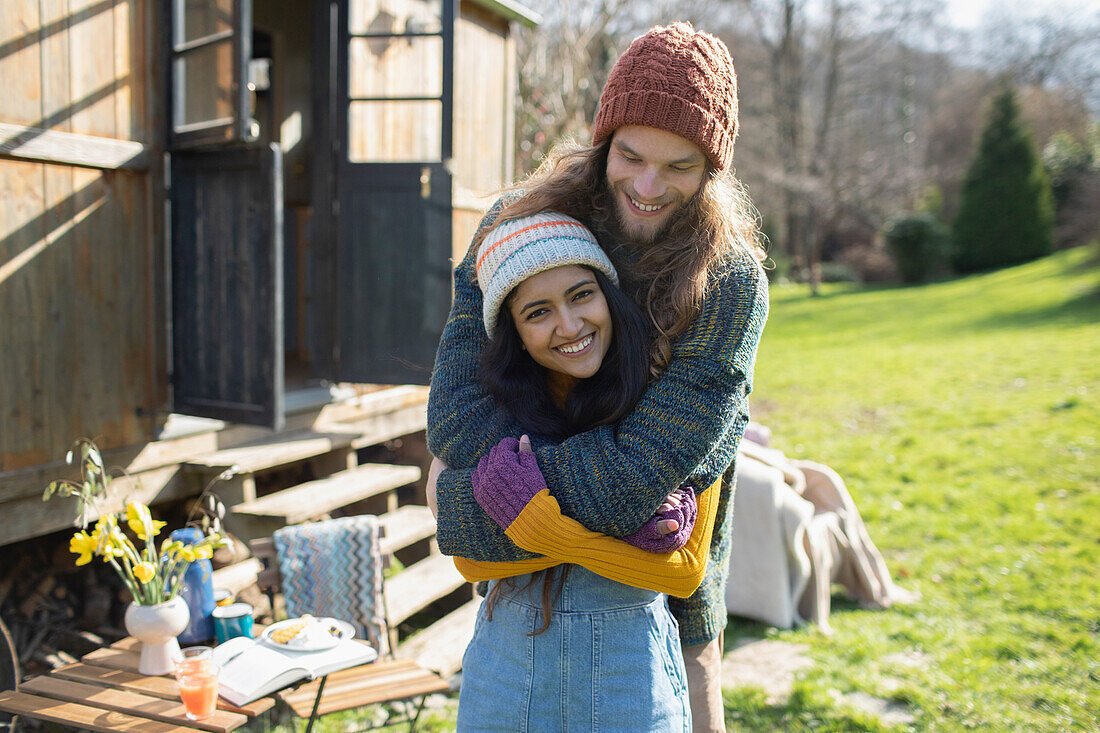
[{"left": 107, "top": 556, "right": 145, "bottom": 604}]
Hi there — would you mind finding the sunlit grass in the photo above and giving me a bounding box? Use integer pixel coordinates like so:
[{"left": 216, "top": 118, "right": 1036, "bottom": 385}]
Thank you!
[{"left": 728, "top": 245, "right": 1100, "bottom": 731}]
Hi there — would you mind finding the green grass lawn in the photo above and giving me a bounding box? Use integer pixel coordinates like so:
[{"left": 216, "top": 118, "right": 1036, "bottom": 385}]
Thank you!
[
  {"left": 725, "top": 245, "right": 1100, "bottom": 731},
  {"left": 272, "top": 247, "right": 1099, "bottom": 732}
]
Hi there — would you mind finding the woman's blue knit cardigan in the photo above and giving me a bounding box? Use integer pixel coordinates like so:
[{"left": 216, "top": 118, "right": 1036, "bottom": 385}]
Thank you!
[{"left": 427, "top": 201, "right": 769, "bottom": 646}]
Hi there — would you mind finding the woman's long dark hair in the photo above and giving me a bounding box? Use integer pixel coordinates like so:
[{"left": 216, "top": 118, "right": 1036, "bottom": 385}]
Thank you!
[{"left": 478, "top": 267, "right": 651, "bottom": 633}]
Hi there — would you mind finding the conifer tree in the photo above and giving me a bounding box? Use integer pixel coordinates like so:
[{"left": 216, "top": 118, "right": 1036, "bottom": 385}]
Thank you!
[{"left": 951, "top": 84, "right": 1054, "bottom": 273}]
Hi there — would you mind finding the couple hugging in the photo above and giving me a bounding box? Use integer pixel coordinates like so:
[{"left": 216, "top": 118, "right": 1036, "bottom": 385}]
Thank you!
[{"left": 426, "top": 22, "right": 769, "bottom": 732}]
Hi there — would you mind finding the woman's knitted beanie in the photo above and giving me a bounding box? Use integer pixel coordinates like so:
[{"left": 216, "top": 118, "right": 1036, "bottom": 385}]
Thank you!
[
  {"left": 476, "top": 212, "right": 618, "bottom": 336},
  {"left": 592, "top": 22, "right": 739, "bottom": 172}
]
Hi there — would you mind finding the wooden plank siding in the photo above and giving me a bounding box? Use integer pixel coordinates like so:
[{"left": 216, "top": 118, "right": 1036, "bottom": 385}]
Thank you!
[
  {"left": 0, "top": 0, "right": 158, "bottom": 472},
  {"left": 450, "top": 2, "right": 511, "bottom": 263}
]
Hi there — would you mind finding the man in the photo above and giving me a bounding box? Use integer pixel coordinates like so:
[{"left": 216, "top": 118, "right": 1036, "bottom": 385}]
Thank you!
[{"left": 427, "top": 22, "right": 768, "bottom": 731}]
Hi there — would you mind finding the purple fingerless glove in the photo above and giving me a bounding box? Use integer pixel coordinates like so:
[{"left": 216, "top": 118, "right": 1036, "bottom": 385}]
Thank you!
[
  {"left": 471, "top": 437, "right": 549, "bottom": 529},
  {"left": 621, "top": 486, "right": 697, "bottom": 553}
]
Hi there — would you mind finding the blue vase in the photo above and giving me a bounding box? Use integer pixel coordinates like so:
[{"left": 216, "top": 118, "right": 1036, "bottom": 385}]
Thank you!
[{"left": 170, "top": 528, "right": 216, "bottom": 644}]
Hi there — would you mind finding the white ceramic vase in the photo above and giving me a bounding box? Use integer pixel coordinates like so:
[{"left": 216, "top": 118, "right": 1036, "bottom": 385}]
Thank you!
[{"left": 124, "top": 596, "right": 190, "bottom": 675}]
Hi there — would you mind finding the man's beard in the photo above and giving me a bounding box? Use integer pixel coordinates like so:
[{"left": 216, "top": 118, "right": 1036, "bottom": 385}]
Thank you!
[{"left": 604, "top": 184, "right": 679, "bottom": 248}]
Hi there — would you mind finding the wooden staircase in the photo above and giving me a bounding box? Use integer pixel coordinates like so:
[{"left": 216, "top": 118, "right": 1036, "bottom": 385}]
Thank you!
[{"left": 205, "top": 386, "right": 479, "bottom": 678}]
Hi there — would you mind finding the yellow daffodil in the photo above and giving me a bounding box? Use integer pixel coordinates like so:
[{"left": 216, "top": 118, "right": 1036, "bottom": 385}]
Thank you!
[
  {"left": 92, "top": 516, "right": 128, "bottom": 559},
  {"left": 133, "top": 561, "right": 156, "bottom": 583},
  {"left": 69, "top": 530, "right": 98, "bottom": 566},
  {"left": 125, "top": 502, "right": 166, "bottom": 541},
  {"left": 178, "top": 545, "right": 196, "bottom": 562},
  {"left": 192, "top": 544, "right": 214, "bottom": 560}
]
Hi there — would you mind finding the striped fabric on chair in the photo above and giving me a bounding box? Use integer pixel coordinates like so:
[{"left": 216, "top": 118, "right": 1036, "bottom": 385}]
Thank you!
[{"left": 273, "top": 516, "right": 391, "bottom": 657}]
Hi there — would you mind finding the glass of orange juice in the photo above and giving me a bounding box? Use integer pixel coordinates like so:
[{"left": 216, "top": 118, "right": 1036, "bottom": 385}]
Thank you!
[{"left": 175, "top": 647, "right": 219, "bottom": 720}]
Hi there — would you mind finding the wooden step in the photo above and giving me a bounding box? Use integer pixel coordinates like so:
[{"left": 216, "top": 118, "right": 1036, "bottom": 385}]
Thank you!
[
  {"left": 377, "top": 505, "right": 438, "bottom": 555},
  {"left": 395, "top": 598, "right": 480, "bottom": 677},
  {"left": 184, "top": 429, "right": 360, "bottom": 474},
  {"left": 384, "top": 554, "right": 467, "bottom": 627},
  {"left": 319, "top": 385, "right": 429, "bottom": 449},
  {"left": 210, "top": 558, "right": 265, "bottom": 595},
  {"left": 232, "top": 464, "right": 421, "bottom": 523},
  {"left": 314, "top": 385, "right": 429, "bottom": 426}
]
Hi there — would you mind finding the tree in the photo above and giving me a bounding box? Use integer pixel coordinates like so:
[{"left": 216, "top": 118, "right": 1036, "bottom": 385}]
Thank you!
[
  {"left": 513, "top": 0, "right": 641, "bottom": 175},
  {"left": 951, "top": 84, "right": 1054, "bottom": 273}
]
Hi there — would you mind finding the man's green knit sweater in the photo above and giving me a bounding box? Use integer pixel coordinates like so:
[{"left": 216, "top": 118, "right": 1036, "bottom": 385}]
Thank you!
[{"left": 427, "top": 205, "right": 769, "bottom": 646}]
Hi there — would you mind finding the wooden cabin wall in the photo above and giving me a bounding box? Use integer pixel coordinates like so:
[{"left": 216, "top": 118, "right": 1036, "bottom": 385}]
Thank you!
[
  {"left": 451, "top": 3, "right": 514, "bottom": 262},
  {"left": 0, "top": 0, "right": 159, "bottom": 473}
]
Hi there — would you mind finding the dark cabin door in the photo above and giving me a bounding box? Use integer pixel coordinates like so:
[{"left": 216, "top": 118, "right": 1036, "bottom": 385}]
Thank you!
[
  {"left": 166, "top": 0, "right": 286, "bottom": 429},
  {"left": 325, "top": 0, "right": 454, "bottom": 385},
  {"left": 170, "top": 146, "right": 285, "bottom": 429}
]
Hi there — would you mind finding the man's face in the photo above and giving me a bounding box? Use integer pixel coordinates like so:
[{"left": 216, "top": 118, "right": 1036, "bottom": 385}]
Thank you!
[{"left": 605, "top": 125, "right": 708, "bottom": 244}]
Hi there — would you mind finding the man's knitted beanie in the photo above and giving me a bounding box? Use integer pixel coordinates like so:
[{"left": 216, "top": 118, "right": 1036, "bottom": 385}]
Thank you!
[
  {"left": 476, "top": 212, "right": 618, "bottom": 336},
  {"left": 592, "top": 22, "right": 739, "bottom": 172}
]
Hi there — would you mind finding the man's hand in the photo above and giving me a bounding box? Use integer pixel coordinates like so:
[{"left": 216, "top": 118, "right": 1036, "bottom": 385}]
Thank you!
[{"left": 655, "top": 490, "right": 686, "bottom": 535}]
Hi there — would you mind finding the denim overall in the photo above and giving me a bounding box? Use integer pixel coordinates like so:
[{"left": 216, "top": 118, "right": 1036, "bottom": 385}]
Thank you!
[{"left": 457, "top": 566, "right": 691, "bottom": 732}]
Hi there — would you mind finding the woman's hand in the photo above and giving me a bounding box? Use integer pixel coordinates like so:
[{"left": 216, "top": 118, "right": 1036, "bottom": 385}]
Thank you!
[
  {"left": 471, "top": 435, "right": 549, "bottom": 529},
  {"left": 654, "top": 490, "right": 686, "bottom": 534},
  {"left": 426, "top": 456, "right": 448, "bottom": 518},
  {"left": 621, "top": 486, "right": 697, "bottom": 553}
]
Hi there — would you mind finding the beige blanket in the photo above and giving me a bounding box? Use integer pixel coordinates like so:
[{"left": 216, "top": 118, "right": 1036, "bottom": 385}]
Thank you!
[{"left": 725, "top": 440, "right": 918, "bottom": 631}]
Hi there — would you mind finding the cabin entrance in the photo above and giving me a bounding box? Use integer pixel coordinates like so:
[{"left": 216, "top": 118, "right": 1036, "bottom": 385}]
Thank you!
[{"left": 165, "top": 0, "right": 454, "bottom": 429}]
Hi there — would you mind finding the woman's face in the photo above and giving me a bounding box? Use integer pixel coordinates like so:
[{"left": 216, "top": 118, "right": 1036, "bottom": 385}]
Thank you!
[{"left": 507, "top": 265, "right": 613, "bottom": 379}]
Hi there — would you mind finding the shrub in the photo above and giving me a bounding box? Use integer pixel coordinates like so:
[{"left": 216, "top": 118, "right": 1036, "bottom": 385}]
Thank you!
[
  {"left": 817, "top": 261, "right": 859, "bottom": 283},
  {"left": 885, "top": 214, "right": 950, "bottom": 284},
  {"left": 951, "top": 84, "right": 1055, "bottom": 272}
]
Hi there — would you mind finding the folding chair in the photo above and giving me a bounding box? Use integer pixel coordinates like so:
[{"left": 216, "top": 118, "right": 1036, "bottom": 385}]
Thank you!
[{"left": 251, "top": 516, "right": 448, "bottom": 732}]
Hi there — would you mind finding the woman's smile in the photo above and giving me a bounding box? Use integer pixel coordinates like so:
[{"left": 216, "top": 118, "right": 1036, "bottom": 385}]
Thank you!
[{"left": 555, "top": 333, "right": 595, "bottom": 355}]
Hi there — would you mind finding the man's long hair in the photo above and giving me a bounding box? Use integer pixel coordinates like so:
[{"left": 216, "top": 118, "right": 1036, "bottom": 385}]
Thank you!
[{"left": 473, "top": 137, "right": 765, "bottom": 375}]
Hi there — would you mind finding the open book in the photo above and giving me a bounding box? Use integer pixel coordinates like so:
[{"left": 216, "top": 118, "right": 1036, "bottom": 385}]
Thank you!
[{"left": 211, "top": 635, "right": 378, "bottom": 706}]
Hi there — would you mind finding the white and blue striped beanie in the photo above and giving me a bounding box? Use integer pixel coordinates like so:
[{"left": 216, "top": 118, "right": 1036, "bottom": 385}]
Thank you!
[{"left": 476, "top": 211, "right": 618, "bottom": 336}]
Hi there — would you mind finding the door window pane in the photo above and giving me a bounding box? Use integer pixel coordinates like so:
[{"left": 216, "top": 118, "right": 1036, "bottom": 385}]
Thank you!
[
  {"left": 174, "top": 41, "right": 235, "bottom": 130},
  {"left": 349, "top": 100, "right": 441, "bottom": 162},
  {"left": 175, "top": 0, "right": 234, "bottom": 45},
  {"left": 349, "top": 36, "right": 442, "bottom": 99},
  {"left": 350, "top": 0, "right": 441, "bottom": 36}
]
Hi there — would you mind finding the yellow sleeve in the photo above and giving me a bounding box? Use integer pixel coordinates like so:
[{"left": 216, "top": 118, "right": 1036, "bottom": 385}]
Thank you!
[
  {"left": 502, "top": 476, "right": 722, "bottom": 598},
  {"left": 452, "top": 555, "right": 560, "bottom": 583}
]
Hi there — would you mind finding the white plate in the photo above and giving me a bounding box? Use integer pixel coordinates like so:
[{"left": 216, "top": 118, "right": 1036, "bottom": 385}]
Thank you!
[{"left": 260, "top": 618, "right": 355, "bottom": 651}]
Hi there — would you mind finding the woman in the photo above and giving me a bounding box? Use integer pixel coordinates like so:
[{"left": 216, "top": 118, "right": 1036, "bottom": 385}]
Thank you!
[{"left": 438, "top": 212, "right": 722, "bottom": 731}]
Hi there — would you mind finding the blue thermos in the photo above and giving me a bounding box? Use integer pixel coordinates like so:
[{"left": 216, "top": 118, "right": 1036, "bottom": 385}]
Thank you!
[{"left": 171, "top": 528, "right": 216, "bottom": 644}]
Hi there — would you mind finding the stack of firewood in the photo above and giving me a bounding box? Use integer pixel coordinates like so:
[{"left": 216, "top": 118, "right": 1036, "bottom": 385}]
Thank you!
[{"left": 0, "top": 534, "right": 128, "bottom": 678}]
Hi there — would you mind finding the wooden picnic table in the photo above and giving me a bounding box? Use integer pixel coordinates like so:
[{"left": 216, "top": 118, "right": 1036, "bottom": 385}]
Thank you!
[{"left": 0, "top": 633, "right": 450, "bottom": 732}]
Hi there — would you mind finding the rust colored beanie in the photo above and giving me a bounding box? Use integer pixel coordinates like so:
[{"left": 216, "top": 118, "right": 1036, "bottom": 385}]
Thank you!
[{"left": 592, "top": 22, "right": 738, "bottom": 172}]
